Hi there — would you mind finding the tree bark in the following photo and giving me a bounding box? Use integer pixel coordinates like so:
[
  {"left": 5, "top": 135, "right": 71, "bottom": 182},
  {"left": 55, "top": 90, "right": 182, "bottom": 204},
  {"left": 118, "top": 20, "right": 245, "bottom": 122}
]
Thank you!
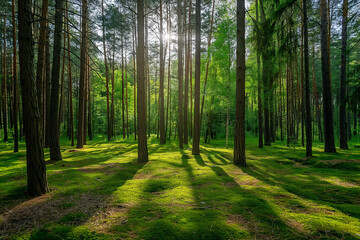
[
  {"left": 133, "top": 22, "right": 137, "bottom": 140},
  {"left": 18, "top": 0, "right": 49, "bottom": 196},
  {"left": 234, "top": 0, "right": 246, "bottom": 166},
  {"left": 2, "top": 16, "right": 8, "bottom": 142},
  {"left": 66, "top": 1, "right": 74, "bottom": 146},
  {"left": 137, "top": 0, "right": 149, "bottom": 162},
  {"left": 77, "top": 0, "right": 87, "bottom": 148},
  {"left": 11, "top": 0, "right": 19, "bottom": 152},
  {"left": 178, "top": 0, "right": 184, "bottom": 149},
  {"left": 192, "top": 0, "right": 200, "bottom": 155},
  {"left": 339, "top": 0, "right": 348, "bottom": 149},
  {"left": 159, "top": 0, "right": 166, "bottom": 144},
  {"left": 49, "top": 0, "right": 63, "bottom": 160},
  {"left": 320, "top": 0, "right": 336, "bottom": 152},
  {"left": 303, "top": 0, "right": 312, "bottom": 157},
  {"left": 121, "top": 37, "right": 126, "bottom": 139},
  {"left": 256, "top": 0, "right": 263, "bottom": 148}
]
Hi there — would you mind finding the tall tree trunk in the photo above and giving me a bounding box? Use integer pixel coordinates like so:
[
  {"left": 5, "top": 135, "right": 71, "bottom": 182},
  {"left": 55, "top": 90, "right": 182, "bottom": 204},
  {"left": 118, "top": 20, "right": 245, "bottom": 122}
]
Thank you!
[
  {"left": 121, "top": 37, "right": 126, "bottom": 139},
  {"left": 83, "top": 55, "right": 88, "bottom": 145},
  {"left": 300, "top": 16, "right": 305, "bottom": 147},
  {"left": 339, "top": 0, "right": 348, "bottom": 149},
  {"left": 88, "top": 58, "right": 92, "bottom": 140},
  {"left": 256, "top": 0, "right": 263, "bottom": 148},
  {"left": 59, "top": 30, "right": 66, "bottom": 124},
  {"left": 192, "top": 0, "right": 200, "bottom": 155},
  {"left": 35, "top": 0, "right": 48, "bottom": 147},
  {"left": 132, "top": 23, "right": 137, "bottom": 140},
  {"left": 101, "top": 0, "right": 111, "bottom": 141},
  {"left": 44, "top": 27, "right": 51, "bottom": 147},
  {"left": 111, "top": 46, "right": 115, "bottom": 136},
  {"left": 77, "top": 0, "right": 87, "bottom": 148},
  {"left": 159, "top": 0, "right": 166, "bottom": 144},
  {"left": 125, "top": 57, "right": 129, "bottom": 139},
  {"left": 183, "top": 0, "right": 189, "bottom": 145},
  {"left": 137, "top": 0, "right": 149, "bottom": 162},
  {"left": 18, "top": 0, "right": 49, "bottom": 196},
  {"left": 234, "top": 0, "right": 246, "bottom": 166},
  {"left": 320, "top": 0, "right": 336, "bottom": 152},
  {"left": 303, "top": 0, "right": 312, "bottom": 157},
  {"left": 49, "top": 0, "right": 63, "bottom": 160},
  {"left": 2, "top": 16, "right": 8, "bottom": 142},
  {"left": 166, "top": 3, "right": 171, "bottom": 140},
  {"left": 178, "top": 0, "right": 184, "bottom": 149},
  {"left": 66, "top": 1, "right": 74, "bottom": 146},
  {"left": 146, "top": 16, "right": 150, "bottom": 138},
  {"left": 11, "top": 0, "right": 18, "bottom": 152}
]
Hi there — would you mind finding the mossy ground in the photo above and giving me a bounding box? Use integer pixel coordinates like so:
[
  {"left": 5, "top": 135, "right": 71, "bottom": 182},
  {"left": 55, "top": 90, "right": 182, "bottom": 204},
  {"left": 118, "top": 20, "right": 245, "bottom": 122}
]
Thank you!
[{"left": 1, "top": 135, "right": 360, "bottom": 239}]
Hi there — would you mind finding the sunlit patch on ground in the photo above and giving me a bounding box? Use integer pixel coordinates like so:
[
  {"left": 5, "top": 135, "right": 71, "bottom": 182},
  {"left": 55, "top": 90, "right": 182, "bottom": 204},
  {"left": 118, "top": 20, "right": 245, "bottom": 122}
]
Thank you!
[{"left": 1, "top": 136, "right": 360, "bottom": 239}]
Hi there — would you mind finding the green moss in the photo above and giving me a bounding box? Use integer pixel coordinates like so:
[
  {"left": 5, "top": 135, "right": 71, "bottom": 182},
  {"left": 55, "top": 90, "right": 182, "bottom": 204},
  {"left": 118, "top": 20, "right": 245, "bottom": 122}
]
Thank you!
[{"left": 1, "top": 136, "right": 360, "bottom": 239}]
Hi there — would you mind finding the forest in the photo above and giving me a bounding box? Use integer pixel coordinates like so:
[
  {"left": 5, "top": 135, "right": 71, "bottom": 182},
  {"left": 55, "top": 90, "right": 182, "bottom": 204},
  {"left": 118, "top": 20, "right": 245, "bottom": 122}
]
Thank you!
[{"left": 0, "top": 0, "right": 360, "bottom": 239}]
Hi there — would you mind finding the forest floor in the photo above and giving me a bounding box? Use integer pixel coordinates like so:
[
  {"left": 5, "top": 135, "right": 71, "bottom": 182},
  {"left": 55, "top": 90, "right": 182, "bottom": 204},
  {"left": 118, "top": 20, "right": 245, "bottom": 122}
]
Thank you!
[{"left": 1, "top": 136, "right": 360, "bottom": 240}]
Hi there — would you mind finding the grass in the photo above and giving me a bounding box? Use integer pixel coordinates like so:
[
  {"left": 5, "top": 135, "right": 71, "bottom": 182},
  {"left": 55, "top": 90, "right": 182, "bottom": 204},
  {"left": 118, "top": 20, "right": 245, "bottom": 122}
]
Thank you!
[{"left": 0, "top": 135, "right": 360, "bottom": 239}]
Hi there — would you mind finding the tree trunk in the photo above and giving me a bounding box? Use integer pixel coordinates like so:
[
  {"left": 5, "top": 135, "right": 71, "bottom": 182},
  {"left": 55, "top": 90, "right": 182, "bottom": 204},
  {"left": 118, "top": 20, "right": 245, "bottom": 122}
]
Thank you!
[
  {"left": 256, "top": 0, "right": 263, "bottom": 148},
  {"left": 192, "top": 0, "right": 200, "bottom": 155},
  {"left": 44, "top": 26, "right": 51, "bottom": 147},
  {"left": 35, "top": 0, "right": 48, "bottom": 147},
  {"left": 132, "top": 22, "right": 137, "bottom": 140},
  {"left": 339, "top": 0, "right": 348, "bottom": 149},
  {"left": 59, "top": 30, "right": 66, "bottom": 124},
  {"left": 178, "top": 0, "right": 184, "bottom": 149},
  {"left": 88, "top": 59, "right": 92, "bottom": 140},
  {"left": 159, "top": 0, "right": 166, "bottom": 144},
  {"left": 137, "top": 0, "right": 149, "bottom": 162},
  {"left": 125, "top": 57, "right": 129, "bottom": 139},
  {"left": 101, "top": 0, "right": 111, "bottom": 141},
  {"left": 2, "top": 16, "right": 8, "bottom": 142},
  {"left": 66, "top": 1, "right": 74, "bottom": 146},
  {"left": 18, "top": 0, "right": 49, "bottom": 196},
  {"left": 183, "top": 0, "right": 189, "bottom": 145},
  {"left": 77, "top": 0, "right": 87, "bottom": 148},
  {"left": 111, "top": 46, "right": 115, "bottom": 136},
  {"left": 234, "top": 0, "right": 246, "bottom": 166},
  {"left": 121, "top": 37, "right": 126, "bottom": 139},
  {"left": 49, "top": 0, "right": 63, "bottom": 160},
  {"left": 320, "top": 0, "right": 336, "bottom": 152},
  {"left": 166, "top": 3, "right": 171, "bottom": 140},
  {"left": 303, "top": 0, "right": 312, "bottom": 157},
  {"left": 11, "top": 0, "right": 18, "bottom": 152}
]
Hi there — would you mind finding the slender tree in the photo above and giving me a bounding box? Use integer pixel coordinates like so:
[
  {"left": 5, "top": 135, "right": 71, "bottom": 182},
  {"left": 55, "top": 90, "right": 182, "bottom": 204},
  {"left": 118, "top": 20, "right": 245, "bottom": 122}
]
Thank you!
[
  {"left": 159, "top": 0, "right": 166, "bottom": 144},
  {"left": 256, "top": 0, "right": 263, "bottom": 148},
  {"left": 66, "top": 0, "right": 74, "bottom": 146},
  {"left": 339, "top": 0, "right": 348, "bottom": 149},
  {"left": 77, "top": 0, "right": 88, "bottom": 148},
  {"left": 320, "top": 0, "right": 336, "bottom": 152},
  {"left": 2, "top": 16, "right": 8, "bottom": 143},
  {"left": 137, "top": 0, "right": 149, "bottom": 162},
  {"left": 18, "top": 0, "right": 49, "bottom": 196},
  {"left": 11, "top": 0, "right": 18, "bottom": 152},
  {"left": 49, "top": 0, "right": 63, "bottom": 160},
  {"left": 101, "top": 0, "right": 111, "bottom": 141},
  {"left": 192, "top": 0, "right": 201, "bottom": 155},
  {"left": 303, "top": 0, "right": 312, "bottom": 157},
  {"left": 233, "top": 0, "right": 246, "bottom": 166},
  {"left": 177, "top": 0, "right": 184, "bottom": 148}
]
